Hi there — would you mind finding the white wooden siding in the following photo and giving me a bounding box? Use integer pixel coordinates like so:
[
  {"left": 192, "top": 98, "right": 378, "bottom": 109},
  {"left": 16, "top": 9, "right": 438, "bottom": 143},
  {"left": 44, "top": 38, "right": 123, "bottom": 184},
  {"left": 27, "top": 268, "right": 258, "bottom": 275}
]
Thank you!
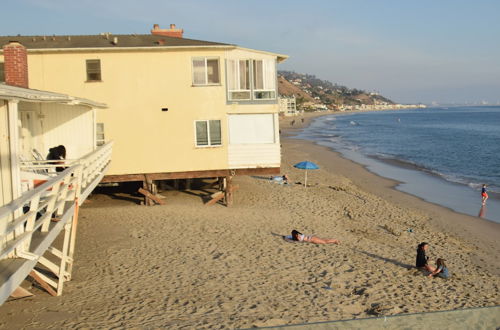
[
  {"left": 18, "top": 103, "right": 94, "bottom": 160},
  {"left": 228, "top": 144, "right": 280, "bottom": 168}
]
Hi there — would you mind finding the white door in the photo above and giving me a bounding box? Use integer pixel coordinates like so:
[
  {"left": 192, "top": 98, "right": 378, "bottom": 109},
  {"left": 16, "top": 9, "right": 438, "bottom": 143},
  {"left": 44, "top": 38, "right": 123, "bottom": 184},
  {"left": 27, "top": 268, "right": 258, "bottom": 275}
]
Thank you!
[{"left": 19, "top": 111, "right": 35, "bottom": 160}]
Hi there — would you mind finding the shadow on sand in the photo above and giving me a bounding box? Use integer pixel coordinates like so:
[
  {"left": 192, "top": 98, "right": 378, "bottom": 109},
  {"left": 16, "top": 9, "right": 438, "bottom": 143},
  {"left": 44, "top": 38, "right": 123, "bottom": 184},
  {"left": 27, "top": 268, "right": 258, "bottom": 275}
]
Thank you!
[{"left": 353, "top": 248, "right": 414, "bottom": 270}]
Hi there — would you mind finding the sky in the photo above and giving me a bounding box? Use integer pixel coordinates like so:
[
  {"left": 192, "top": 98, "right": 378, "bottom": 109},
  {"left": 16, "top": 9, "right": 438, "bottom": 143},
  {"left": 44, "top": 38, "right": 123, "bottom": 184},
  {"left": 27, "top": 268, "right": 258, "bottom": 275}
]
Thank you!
[{"left": 2, "top": 0, "right": 499, "bottom": 105}]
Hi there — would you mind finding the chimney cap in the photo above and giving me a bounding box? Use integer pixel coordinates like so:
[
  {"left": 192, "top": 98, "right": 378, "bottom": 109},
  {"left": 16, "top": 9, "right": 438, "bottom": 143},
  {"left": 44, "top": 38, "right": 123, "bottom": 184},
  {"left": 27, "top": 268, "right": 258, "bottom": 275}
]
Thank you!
[{"left": 150, "top": 23, "right": 184, "bottom": 38}]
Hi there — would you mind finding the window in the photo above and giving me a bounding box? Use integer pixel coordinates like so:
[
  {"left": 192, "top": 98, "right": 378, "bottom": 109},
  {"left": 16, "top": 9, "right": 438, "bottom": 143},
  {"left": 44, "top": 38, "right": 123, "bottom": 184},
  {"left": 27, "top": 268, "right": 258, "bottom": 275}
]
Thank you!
[
  {"left": 252, "top": 59, "right": 276, "bottom": 100},
  {"left": 0, "top": 62, "right": 5, "bottom": 83},
  {"left": 96, "top": 123, "right": 105, "bottom": 146},
  {"left": 86, "top": 59, "right": 102, "bottom": 81},
  {"left": 227, "top": 58, "right": 276, "bottom": 101},
  {"left": 226, "top": 59, "right": 251, "bottom": 100},
  {"left": 195, "top": 120, "right": 222, "bottom": 147},
  {"left": 228, "top": 114, "right": 275, "bottom": 144},
  {"left": 192, "top": 57, "right": 220, "bottom": 85}
]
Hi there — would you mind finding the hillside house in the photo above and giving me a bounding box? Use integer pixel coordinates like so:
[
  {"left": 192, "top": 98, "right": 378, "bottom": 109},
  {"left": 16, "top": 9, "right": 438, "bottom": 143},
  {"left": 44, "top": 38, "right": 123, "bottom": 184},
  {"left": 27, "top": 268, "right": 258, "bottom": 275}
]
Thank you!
[{"left": 278, "top": 96, "right": 298, "bottom": 117}]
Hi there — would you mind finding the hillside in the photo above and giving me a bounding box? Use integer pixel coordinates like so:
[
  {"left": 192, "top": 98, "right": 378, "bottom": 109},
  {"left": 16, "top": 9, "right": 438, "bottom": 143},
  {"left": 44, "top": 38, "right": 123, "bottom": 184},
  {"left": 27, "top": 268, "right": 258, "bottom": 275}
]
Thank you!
[{"left": 278, "top": 71, "right": 395, "bottom": 110}]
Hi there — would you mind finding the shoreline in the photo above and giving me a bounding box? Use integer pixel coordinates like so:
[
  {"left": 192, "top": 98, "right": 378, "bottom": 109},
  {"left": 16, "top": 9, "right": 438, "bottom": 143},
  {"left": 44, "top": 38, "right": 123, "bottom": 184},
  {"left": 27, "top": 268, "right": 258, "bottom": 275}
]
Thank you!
[
  {"left": 280, "top": 113, "right": 500, "bottom": 275},
  {"left": 0, "top": 111, "right": 498, "bottom": 328}
]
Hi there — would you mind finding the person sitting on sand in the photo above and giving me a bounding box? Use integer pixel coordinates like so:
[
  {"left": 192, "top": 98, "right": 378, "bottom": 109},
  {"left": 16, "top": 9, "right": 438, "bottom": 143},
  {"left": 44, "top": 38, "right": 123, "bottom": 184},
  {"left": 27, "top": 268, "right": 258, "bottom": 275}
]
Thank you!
[
  {"left": 270, "top": 174, "right": 289, "bottom": 184},
  {"left": 416, "top": 242, "right": 436, "bottom": 272},
  {"left": 291, "top": 229, "right": 340, "bottom": 244},
  {"left": 428, "top": 258, "right": 450, "bottom": 279}
]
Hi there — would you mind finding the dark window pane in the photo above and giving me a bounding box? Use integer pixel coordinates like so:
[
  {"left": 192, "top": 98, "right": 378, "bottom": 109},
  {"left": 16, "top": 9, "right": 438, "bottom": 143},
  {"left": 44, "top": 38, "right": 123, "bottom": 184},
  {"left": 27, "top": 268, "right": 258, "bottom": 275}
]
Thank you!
[
  {"left": 206, "top": 59, "right": 220, "bottom": 84},
  {"left": 209, "top": 120, "right": 221, "bottom": 145},
  {"left": 253, "top": 60, "right": 264, "bottom": 90},
  {"left": 196, "top": 121, "right": 208, "bottom": 146},
  {"left": 192, "top": 58, "right": 206, "bottom": 85},
  {"left": 86, "top": 59, "right": 101, "bottom": 81}
]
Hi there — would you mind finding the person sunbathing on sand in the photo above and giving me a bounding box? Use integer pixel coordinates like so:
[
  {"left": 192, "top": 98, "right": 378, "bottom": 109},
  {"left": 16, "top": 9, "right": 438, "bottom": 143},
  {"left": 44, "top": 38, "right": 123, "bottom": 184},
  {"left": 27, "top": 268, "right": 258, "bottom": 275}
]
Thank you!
[
  {"left": 270, "top": 174, "right": 289, "bottom": 184},
  {"left": 428, "top": 258, "right": 450, "bottom": 279},
  {"left": 291, "top": 229, "right": 340, "bottom": 244},
  {"left": 416, "top": 242, "right": 436, "bottom": 273}
]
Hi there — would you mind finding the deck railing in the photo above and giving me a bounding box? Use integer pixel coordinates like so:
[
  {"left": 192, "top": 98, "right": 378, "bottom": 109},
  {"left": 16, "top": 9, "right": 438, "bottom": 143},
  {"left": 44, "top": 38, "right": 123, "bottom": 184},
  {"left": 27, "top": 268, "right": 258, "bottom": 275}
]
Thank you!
[{"left": 0, "top": 142, "right": 113, "bottom": 305}]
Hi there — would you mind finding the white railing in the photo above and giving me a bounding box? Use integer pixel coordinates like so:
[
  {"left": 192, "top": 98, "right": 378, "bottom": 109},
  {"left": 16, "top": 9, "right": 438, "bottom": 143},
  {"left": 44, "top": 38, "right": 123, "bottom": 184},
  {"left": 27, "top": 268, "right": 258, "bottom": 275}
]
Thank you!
[{"left": 0, "top": 141, "right": 113, "bottom": 305}]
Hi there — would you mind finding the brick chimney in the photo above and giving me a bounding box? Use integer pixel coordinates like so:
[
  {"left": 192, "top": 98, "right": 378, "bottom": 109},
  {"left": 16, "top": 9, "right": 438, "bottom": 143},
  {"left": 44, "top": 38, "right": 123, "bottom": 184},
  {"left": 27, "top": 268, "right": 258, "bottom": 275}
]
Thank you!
[
  {"left": 2, "top": 41, "right": 29, "bottom": 88},
  {"left": 151, "top": 24, "right": 184, "bottom": 38}
]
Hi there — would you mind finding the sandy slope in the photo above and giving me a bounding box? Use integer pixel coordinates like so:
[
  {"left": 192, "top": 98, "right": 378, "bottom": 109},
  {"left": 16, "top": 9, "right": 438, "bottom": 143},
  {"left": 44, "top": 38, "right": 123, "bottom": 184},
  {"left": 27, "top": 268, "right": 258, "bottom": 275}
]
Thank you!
[{"left": 0, "top": 116, "right": 498, "bottom": 329}]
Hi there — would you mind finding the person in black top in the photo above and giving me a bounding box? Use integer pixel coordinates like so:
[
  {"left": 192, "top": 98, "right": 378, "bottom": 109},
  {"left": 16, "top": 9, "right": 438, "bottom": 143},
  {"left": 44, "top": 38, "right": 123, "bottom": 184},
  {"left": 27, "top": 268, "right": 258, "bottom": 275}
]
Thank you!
[
  {"left": 47, "top": 145, "right": 67, "bottom": 172},
  {"left": 416, "top": 242, "right": 436, "bottom": 272}
]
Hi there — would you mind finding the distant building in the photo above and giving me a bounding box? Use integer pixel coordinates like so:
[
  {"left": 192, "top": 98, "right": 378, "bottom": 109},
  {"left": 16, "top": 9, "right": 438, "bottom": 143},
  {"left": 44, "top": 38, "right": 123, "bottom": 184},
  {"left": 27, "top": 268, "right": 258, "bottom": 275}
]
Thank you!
[{"left": 278, "top": 96, "right": 298, "bottom": 116}]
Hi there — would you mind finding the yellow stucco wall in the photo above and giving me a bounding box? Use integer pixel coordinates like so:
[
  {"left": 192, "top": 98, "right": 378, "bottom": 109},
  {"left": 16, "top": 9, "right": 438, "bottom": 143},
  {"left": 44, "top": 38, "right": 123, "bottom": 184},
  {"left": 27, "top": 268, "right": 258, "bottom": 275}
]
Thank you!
[{"left": 17, "top": 47, "right": 280, "bottom": 175}]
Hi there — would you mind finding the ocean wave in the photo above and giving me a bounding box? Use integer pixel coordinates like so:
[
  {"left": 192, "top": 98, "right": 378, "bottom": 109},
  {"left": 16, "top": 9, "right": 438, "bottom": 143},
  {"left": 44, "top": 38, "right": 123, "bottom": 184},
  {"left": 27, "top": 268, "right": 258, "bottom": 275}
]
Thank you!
[{"left": 370, "top": 154, "right": 500, "bottom": 194}]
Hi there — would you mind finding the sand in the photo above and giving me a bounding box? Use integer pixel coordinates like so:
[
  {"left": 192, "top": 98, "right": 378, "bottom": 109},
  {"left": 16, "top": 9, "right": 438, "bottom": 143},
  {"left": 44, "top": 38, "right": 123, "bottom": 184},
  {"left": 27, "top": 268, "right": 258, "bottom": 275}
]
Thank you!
[{"left": 0, "top": 112, "right": 499, "bottom": 329}]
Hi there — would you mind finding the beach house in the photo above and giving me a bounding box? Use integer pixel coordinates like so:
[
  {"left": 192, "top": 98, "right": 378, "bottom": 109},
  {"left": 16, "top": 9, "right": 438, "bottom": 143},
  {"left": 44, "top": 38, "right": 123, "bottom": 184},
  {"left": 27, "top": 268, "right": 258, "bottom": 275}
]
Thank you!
[
  {"left": 0, "top": 24, "right": 288, "bottom": 205},
  {"left": 0, "top": 42, "right": 112, "bottom": 304}
]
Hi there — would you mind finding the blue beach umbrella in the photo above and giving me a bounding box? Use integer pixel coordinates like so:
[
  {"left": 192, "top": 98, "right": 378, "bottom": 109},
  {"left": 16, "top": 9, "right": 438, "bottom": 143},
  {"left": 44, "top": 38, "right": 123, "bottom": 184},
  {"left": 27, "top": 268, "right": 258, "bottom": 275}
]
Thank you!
[{"left": 293, "top": 161, "right": 319, "bottom": 187}]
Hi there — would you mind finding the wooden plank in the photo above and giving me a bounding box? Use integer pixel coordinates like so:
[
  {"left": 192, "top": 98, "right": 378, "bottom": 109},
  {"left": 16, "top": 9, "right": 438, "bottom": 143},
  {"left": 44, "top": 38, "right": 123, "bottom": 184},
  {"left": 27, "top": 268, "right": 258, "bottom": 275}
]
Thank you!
[
  {"left": 205, "top": 191, "right": 224, "bottom": 206},
  {"left": 29, "top": 270, "right": 57, "bottom": 297},
  {"left": 138, "top": 188, "right": 166, "bottom": 205},
  {"left": 142, "top": 180, "right": 151, "bottom": 206},
  {"left": 101, "top": 167, "right": 281, "bottom": 183},
  {"left": 10, "top": 287, "right": 33, "bottom": 299}
]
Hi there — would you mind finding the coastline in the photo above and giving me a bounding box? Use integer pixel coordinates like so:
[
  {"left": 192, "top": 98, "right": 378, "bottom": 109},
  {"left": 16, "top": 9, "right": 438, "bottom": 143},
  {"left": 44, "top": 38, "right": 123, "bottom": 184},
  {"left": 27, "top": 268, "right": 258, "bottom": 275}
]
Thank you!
[
  {"left": 0, "top": 111, "right": 498, "bottom": 328},
  {"left": 280, "top": 112, "right": 500, "bottom": 275}
]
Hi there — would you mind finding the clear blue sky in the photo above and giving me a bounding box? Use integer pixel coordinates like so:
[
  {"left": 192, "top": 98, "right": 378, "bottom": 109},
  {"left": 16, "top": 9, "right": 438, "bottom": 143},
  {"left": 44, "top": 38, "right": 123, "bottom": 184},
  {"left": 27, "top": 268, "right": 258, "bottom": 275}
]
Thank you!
[{"left": 2, "top": 0, "right": 499, "bottom": 104}]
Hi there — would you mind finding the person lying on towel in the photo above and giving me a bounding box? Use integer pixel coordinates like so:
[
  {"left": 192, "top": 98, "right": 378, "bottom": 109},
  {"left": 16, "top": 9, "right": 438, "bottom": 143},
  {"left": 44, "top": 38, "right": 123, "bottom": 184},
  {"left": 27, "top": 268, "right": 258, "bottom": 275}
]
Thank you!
[{"left": 288, "top": 229, "right": 340, "bottom": 245}]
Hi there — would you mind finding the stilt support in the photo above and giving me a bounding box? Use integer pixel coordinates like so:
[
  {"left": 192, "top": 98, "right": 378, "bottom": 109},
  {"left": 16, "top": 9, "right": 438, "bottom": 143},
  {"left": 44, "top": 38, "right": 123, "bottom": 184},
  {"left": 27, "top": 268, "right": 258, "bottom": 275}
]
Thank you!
[{"left": 225, "top": 176, "right": 234, "bottom": 207}]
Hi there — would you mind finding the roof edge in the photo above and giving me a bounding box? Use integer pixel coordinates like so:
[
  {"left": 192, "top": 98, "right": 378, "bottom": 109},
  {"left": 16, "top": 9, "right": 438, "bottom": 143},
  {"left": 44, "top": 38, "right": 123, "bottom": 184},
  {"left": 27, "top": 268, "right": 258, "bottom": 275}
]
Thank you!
[{"left": 0, "top": 84, "right": 107, "bottom": 108}]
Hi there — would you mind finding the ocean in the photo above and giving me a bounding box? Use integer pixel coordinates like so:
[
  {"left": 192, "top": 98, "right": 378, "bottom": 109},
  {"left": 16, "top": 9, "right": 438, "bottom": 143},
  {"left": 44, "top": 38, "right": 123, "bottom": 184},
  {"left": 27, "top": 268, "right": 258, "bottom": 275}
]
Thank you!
[{"left": 294, "top": 106, "right": 500, "bottom": 223}]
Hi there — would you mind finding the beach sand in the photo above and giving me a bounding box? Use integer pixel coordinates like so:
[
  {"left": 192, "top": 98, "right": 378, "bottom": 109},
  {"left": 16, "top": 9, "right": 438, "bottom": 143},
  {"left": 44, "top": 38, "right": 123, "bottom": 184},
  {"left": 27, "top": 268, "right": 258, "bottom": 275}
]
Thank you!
[{"left": 0, "top": 113, "right": 499, "bottom": 328}]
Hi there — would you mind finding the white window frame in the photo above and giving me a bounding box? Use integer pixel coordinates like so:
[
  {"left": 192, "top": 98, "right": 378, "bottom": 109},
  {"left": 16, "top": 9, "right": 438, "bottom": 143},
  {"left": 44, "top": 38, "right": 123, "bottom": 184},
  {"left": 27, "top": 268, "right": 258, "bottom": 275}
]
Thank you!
[
  {"left": 96, "top": 123, "right": 105, "bottom": 146},
  {"left": 252, "top": 59, "right": 276, "bottom": 100},
  {"left": 226, "top": 59, "right": 251, "bottom": 100},
  {"left": 227, "top": 58, "right": 276, "bottom": 101},
  {"left": 194, "top": 120, "right": 222, "bottom": 147},
  {"left": 86, "top": 59, "right": 102, "bottom": 82},
  {"left": 191, "top": 57, "right": 220, "bottom": 86}
]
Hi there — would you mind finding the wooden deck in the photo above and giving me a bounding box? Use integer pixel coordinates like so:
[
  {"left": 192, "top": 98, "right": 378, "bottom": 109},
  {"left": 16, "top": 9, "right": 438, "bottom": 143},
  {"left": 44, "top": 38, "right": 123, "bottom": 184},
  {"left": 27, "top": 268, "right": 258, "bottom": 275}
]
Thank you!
[{"left": 0, "top": 142, "right": 113, "bottom": 305}]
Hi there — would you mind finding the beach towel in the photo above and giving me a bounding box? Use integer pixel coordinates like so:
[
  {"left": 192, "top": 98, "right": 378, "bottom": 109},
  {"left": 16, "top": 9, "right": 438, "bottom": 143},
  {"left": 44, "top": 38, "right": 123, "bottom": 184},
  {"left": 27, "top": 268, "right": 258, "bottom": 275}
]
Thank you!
[{"left": 283, "top": 235, "right": 302, "bottom": 243}]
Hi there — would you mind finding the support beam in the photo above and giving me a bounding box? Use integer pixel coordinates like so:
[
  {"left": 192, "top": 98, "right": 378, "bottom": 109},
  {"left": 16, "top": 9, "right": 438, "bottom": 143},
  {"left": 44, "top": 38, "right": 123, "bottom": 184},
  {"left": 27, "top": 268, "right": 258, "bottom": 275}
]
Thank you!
[
  {"left": 66, "top": 198, "right": 80, "bottom": 278},
  {"left": 101, "top": 167, "right": 281, "bottom": 183},
  {"left": 205, "top": 191, "right": 224, "bottom": 206},
  {"left": 225, "top": 176, "right": 233, "bottom": 207},
  {"left": 138, "top": 188, "right": 166, "bottom": 205},
  {"left": 29, "top": 270, "right": 57, "bottom": 297}
]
